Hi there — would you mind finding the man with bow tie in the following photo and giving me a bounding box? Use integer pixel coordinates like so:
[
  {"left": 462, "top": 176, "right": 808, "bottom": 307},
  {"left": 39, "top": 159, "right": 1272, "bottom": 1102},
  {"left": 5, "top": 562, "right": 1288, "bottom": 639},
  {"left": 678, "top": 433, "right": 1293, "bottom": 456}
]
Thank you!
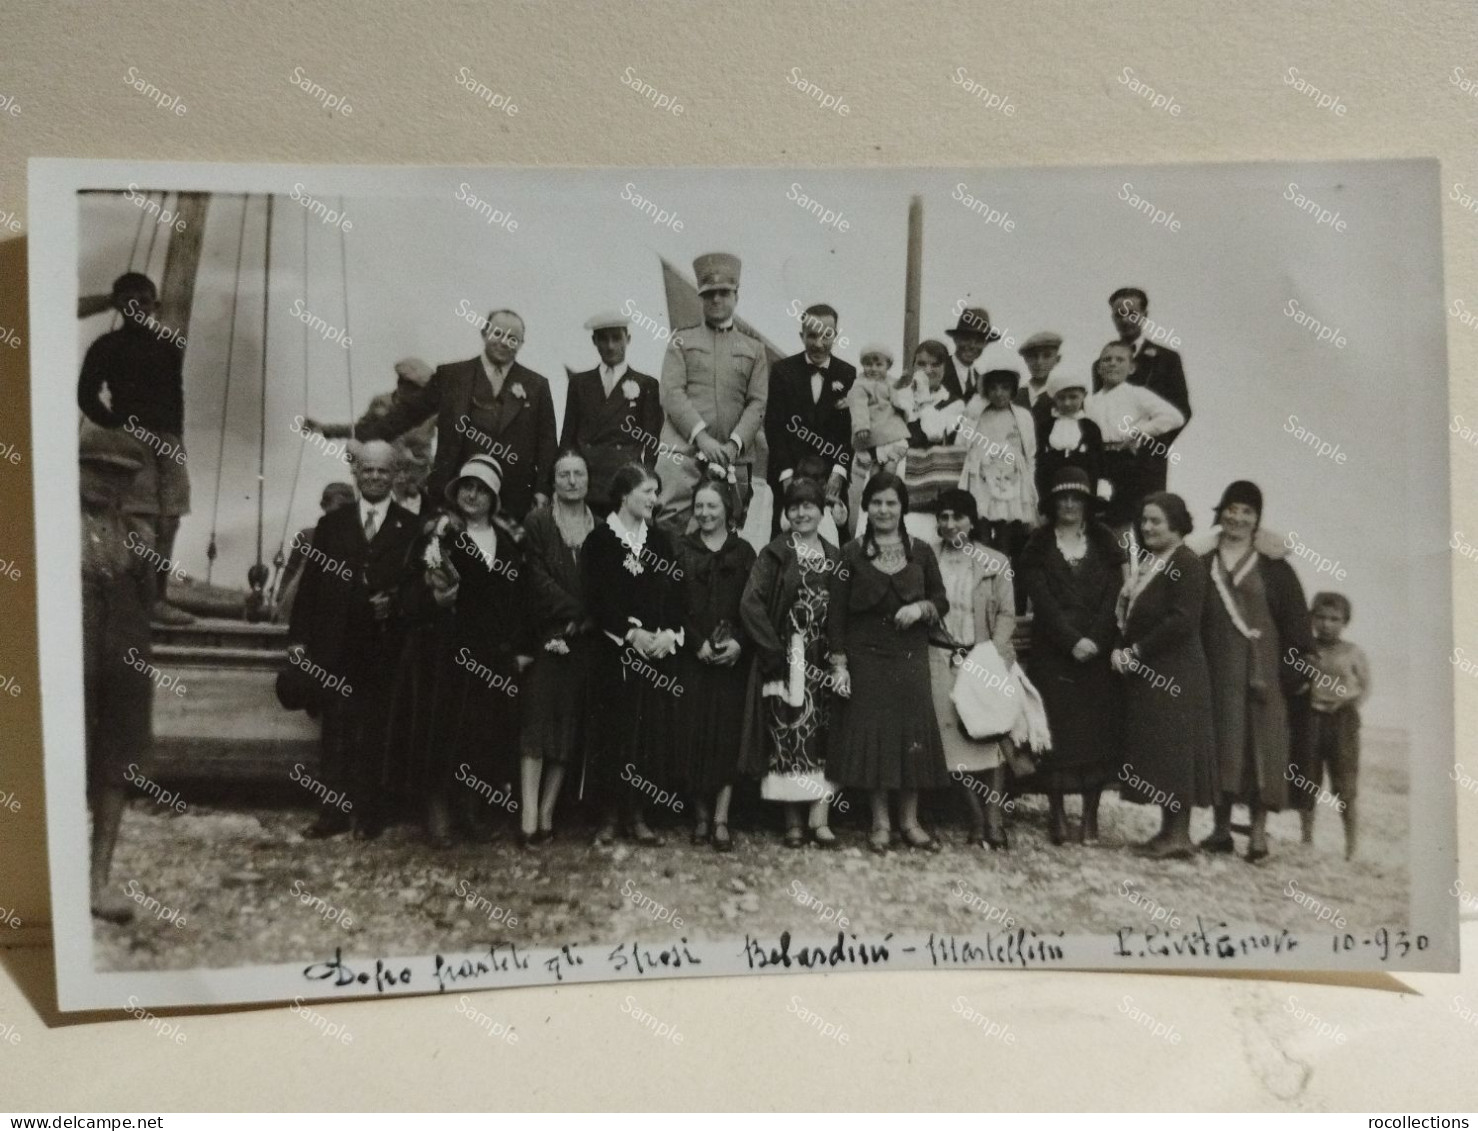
[
  {"left": 560, "top": 311, "right": 663, "bottom": 516},
  {"left": 655, "top": 251, "right": 769, "bottom": 534},
  {"left": 764, "top": 302, "right": 856, "bottom": 537},
  {"left": 288, "top": 440, "right": 418, "bottom": 839},
  {"left": 1108, "top": 286, "right": 1192, "bottom": 492},
  {"left": 307, "top": 309, "right": 558, "bottom": 521}
]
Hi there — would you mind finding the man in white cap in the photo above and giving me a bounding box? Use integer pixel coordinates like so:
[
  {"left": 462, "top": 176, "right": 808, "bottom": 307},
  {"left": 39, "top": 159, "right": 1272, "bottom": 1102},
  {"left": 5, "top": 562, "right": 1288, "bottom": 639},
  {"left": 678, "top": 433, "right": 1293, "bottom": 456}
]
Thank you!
[
  {"left": 1015, "top": 331, "right": 1063, "bottom": 410},
  {"left": 656, "top": 251, "right": 769, "bottom": 533},
  {"left": 560, "top": 311, "right": 663, "bottom": 515}
]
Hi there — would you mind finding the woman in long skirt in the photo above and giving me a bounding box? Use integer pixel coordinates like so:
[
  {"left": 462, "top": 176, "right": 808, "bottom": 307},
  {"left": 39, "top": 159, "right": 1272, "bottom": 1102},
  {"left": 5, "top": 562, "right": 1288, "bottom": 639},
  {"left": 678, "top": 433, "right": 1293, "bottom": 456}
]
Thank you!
[
  {"left": 1197, "top": 480, "right": 1314, "bottom": 862},
  {"left": 829, "top": 472, "right": 952, "bottom": 854},
  {"left": 931, "top": 488, "right": 1017, "bottom": 850},
  {"left": 581, "top": 462, "right": 685, "bottom": 846},
  {"left": 390, "top": 455, "right": 533, "bottom": 846},
  {"left": 675, "top": 480, "right": 756, "bottom": 851},
  {"left": 517, "top": 450, "right": 596, "bottom": 846},
  {"left": 1015, "top": 465, "right": 1126, "bottom": 845},
  {"left": 738, "top": 477, "right": 845, "bottom": 848},
  {"left": 1113, "top": 492, "right": 1216, "bottom": 858}
]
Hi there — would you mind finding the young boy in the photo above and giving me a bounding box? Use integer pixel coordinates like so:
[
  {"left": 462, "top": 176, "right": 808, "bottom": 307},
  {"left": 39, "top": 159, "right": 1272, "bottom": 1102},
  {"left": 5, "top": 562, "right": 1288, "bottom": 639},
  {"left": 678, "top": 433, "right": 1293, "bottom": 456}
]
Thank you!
[{"left": 1298, "top": 591, "right": 1371, "bottom": 859}]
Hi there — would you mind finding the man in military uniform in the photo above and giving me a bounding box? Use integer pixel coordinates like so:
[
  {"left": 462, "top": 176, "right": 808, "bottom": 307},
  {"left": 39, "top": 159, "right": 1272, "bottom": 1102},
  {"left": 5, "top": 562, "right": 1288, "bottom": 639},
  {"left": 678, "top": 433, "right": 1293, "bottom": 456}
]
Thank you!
[
  {"left": 560, "top": 311, "right": 663, "bottom": 515},
  {"left": 655, "top": 252, "right": 769, "bottom": 535}
]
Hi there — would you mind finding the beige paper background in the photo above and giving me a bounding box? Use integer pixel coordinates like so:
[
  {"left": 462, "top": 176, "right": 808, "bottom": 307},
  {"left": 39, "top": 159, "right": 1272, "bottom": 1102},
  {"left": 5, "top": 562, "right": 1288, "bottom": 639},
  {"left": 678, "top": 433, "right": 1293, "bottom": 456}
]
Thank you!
[{"left": 2, "top": 0, "right": 1477, "bottom": 1111}]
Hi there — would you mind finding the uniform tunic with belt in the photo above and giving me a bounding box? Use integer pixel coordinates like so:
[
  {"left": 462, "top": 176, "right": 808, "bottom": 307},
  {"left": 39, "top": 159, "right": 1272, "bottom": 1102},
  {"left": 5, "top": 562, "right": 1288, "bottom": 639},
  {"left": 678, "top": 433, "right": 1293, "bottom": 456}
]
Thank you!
[
  {"left": 827, "top": 536, "right": 952, "bottom": 790},
  {"left": 656, "top": 322, "right": 770, "bottom": 522}
]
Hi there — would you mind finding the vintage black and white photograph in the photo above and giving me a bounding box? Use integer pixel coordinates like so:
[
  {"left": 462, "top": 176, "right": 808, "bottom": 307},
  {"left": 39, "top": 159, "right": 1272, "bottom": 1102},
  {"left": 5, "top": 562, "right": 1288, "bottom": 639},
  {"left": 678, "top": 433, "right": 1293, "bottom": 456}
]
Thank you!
[{"left": 30, "top": 157, "right": 1455, "bottom": 1011}]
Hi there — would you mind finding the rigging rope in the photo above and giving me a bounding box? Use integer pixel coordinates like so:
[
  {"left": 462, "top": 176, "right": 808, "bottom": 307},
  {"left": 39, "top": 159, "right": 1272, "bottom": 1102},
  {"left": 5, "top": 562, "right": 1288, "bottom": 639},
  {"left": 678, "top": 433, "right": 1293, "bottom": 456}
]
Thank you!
[
  {"left": 271, "top": 206, "right": 312, "bottom": 606},
  {"left": 205, "top": 195, "right": 252, "bottom": 585},
  {"left": 246, "top": 194, "right": 275, "bottom": 614}
]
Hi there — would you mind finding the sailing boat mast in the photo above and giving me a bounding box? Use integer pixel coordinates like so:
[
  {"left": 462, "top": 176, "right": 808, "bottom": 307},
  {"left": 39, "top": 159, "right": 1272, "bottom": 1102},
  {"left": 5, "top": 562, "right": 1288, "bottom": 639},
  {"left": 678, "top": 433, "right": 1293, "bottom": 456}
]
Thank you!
[
  {"left": 245, "top": 195, "right": 274, "bottom": 621},
  {"left": 903, "top": 194, "right": 923, "bottom": 369}
]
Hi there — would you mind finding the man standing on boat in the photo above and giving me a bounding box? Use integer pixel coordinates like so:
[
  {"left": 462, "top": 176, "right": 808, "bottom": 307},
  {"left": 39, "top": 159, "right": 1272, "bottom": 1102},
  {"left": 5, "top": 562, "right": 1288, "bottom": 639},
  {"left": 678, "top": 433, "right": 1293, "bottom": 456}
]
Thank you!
[
  {"left": 308, "top": 311, "right": 558, "bottom": 521},
  {"left": 76, "top": 272, "right": 196, "bottom": 626}
]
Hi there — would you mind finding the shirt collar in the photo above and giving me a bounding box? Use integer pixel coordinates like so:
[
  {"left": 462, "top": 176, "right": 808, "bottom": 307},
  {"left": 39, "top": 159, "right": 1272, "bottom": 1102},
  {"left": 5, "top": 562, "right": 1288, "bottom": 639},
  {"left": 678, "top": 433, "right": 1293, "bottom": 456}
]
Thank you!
[
  {"left": 806, "top": 356, "right": 830, "bottom": 373},
  {"left": 480, "top": 353, "right": 510, "bottom": 382},
  {"left": 601, "top": 361, "right": 629, "bottom": 383},
  {"left": 360, "top": 496, "right": 389, "bottom": 519},
  {"left": 707, "top": 319, "right": 735, "bottom": 331}
]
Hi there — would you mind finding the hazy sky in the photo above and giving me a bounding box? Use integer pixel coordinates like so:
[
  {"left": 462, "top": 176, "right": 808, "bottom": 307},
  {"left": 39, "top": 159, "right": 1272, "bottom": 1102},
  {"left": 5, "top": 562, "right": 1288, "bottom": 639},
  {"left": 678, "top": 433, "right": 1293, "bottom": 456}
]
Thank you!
[{"left": 76, "top": 161, "right": 1446, "bottom": 724}]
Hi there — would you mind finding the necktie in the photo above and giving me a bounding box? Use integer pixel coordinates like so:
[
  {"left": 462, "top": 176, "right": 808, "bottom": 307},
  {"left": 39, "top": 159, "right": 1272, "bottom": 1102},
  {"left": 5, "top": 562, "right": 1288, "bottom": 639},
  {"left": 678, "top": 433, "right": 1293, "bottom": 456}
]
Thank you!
[
  {"left": 810, "top": 370, "right": 823, "bottom": 404},
  {"left": 363, "top": 508, "right": 378, "bottom": 541},
  {"left": 602, "top": 367, "right": 616, "bottom": 398}
]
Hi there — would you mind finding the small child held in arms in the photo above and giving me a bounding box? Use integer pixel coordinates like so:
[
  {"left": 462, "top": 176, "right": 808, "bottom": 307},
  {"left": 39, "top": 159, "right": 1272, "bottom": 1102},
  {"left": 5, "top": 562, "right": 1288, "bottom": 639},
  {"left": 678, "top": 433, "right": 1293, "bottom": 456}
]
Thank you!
[
  {"left": 847, "top": 342, "right": 912, "bottom": 476},
  {"left": 1298, "top": 591, "right": 1371, "bottom": 859}
]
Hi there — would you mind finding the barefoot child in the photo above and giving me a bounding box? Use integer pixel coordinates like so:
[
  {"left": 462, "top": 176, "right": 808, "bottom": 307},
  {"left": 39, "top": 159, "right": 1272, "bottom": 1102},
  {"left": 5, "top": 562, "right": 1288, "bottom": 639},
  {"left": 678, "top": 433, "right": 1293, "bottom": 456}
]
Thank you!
[
  {"left": 1298, "top": 591, "right": 1371, "bottom": 859},
  {"left": 846, "top": 343, "right": 912, "bottom": 476}
]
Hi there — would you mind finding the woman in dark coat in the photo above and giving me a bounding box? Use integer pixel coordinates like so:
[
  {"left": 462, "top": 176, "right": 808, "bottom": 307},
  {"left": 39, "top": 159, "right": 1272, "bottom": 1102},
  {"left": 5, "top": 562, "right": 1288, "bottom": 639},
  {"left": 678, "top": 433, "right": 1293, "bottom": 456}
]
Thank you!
[
  {"left": 1198, "top": 480, "right": 1315, "bottom": 862},
  {"left": 738, "top": 477, "right": 845, "bottom": 848},
  {"left": 1016, "top": 465, "right": 1126, "bottom": 846},
  {"left": 1112, "top": 492, "right": 1215, "bottom": 858},
  {"left": 829, "top": 472, "right": 951, "bottom": 854},
  {"left": 675, "top": 479, "right": 756, "bottom": 852},
  {"left": 581, "top": 462, "right": 685, "bottom": 846},
  {"left": 517, "top": 450, "right": 596, "bottom": 846},
  {"left": 390, "top": 454, "right": 533, "bottom": 846}
]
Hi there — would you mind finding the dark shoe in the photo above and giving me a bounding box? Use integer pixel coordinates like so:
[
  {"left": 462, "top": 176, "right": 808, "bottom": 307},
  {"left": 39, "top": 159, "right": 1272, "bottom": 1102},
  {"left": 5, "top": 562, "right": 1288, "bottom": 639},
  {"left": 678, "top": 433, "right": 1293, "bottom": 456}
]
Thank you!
[
  {"left": 1245, "top": 834, "right": 1270, "bottom": 863},
  {"left": 1048, "top": 809, "right": 1069, "bottom": 847},
  {"left": 304, "top": 813, "right": 352, "bottom": 839},
  {"left": 91, "top": 885, "right": 135, "bottom": 925},
  {"left": 1148, "top": 841, "right": 1196, "bottom": 861},
  {"left": 983, "top": 829, "right": 1010, "bottom": 852},
  {"left": 712, "top": 823, "right": 733, "bottom": 853},
  {"left": 783, "top": 827, "right": 805, "bottom": 849},
  {"left": 1199, "top": 830, "right": 1235, "bottom": 855},
  {"left": 811, "top": 825, "right": 839, "bottom": 850},
  {"left": 530, "top": 828, "right": 554, "bottom": 846},
  {"left": 868, "top": 829, "right": 890, "bottom": 855},
  {"left": 592, "top": 824, "right": 617, "bottom": 847},
  {"left": 692, "top": 819, "right": 711, "bottom": 845},
  {"left": 1080, "top": 810, "right": 1100, "bottom": 845},
  {"left": 900, "top": 826, "right": 942, "bottom": 853}
]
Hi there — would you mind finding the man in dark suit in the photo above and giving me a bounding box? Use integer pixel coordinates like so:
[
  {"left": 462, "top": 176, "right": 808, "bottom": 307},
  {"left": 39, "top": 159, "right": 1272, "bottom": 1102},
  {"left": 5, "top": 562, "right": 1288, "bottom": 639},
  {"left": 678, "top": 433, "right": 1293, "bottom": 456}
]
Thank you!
[
  {"left": 764, "top": 303, "right": 856, "bottom": 536},
  {"left": 308, "top": 310, "right": 558, "bottom": 521},
  {"left": 944, "top": 305, "right": 1003, "bottom": 404},
  {"left": 560, "top": 311, "right": 663, "bottom": 515},
  {"left": 1108, "top": 287, "right": 1191, "bottom": 491},
  {"left": 288, "top": 440, "right": 418, "bottom": 838}
]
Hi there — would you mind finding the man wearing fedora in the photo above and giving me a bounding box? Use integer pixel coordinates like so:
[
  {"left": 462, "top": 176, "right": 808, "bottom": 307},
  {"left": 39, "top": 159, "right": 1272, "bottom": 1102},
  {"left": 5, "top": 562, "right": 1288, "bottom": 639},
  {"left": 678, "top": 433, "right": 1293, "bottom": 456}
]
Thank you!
[
  {"left": 1015, "top": 330, "right": 1064, "bottom": 411},
  {"left": 656, "top": 251, "right": 769, "bottom": 534},
  {"left": 1109, "top": 287, "right": 1191, "bottom": 492},
  {"left": 288, "top": 440, "right": 417, "bottom": 839},
  {"left": 764, "top": 302, "right": 856, "bottom": 537},
  {"left": 308, "top": 310, "right": 558, "bottom": 522},
  {"left": 560, "top": 311, "right": 663, "bottom": 516},
  {"left": 944, "top": 305, "right": 1002, "bottom": 404}
]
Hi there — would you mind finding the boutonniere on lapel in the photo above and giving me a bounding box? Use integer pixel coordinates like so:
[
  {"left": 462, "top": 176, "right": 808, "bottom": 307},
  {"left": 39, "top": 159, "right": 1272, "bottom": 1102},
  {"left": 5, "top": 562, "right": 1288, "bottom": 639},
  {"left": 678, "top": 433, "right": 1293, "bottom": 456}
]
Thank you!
[
  {"left": 509, "top": 382, "right": 527, "bottom": 401},
  {"left": 830, "top": 380, "right": 845, "bottom": 393},
  {"left": 1142, "top": 345, "right": 1158, "bottom": 358},
  {"left": 623, "top": 552, "right": 644, "bottom": 576},
  {"left": 620, "top": 379, "right": 640, "bottom": 402}
]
